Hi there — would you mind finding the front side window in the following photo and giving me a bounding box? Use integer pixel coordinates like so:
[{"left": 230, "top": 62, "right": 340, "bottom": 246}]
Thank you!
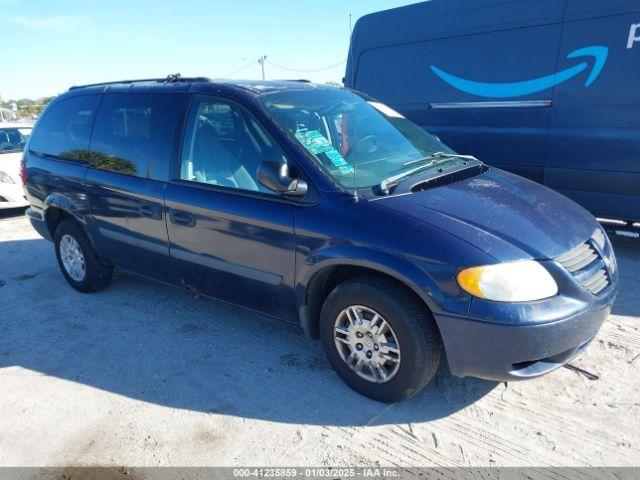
[
  {"left": 0, "top": 127, "right": 31, "bottom": 153},
  {"left": 28, "top": 95, "right": 99, "bottom": 159},
  {"left": 257, "top": 87, "right": 460, "bottom": 189},
  {"left": 89, "top": 93, "right": 187, "bottom": 181},
  {"left": 180, "top": 97, "right": 287, "bottom": 195}
]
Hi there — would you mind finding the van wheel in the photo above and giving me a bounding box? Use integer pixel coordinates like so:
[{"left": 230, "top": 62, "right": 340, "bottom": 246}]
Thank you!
[
  {"left": 320, "top": 276, "right": 441, "bottom": 403},
  {"left": 54, "top": 218, "right": 113, "bottom": 293}
]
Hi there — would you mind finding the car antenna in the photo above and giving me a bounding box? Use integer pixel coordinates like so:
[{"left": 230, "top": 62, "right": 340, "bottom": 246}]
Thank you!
[{"left": 348, "top": 13, "right": 359, "bottom": 203}]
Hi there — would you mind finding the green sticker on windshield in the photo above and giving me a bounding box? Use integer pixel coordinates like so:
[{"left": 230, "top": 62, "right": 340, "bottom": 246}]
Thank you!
[
  {"left": 295, "top": 128, "right": 330, "bottom": 154},
  {"left": 338, "top": 165, "right": 354, "bottom": 175},
  {"left": 325, "top": 150, "right": 347, "bottom": 167},
  {"left": 295, "top": 128, "right": 350, "bottom": 171}
]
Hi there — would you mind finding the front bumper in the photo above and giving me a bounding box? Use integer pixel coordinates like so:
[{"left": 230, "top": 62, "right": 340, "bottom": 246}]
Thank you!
[
  {"left": 436, "top": 230, "right": 618, "bottom": 381},
  {"left": 435, "top": 299, "right": 611, "bottom": 380}
]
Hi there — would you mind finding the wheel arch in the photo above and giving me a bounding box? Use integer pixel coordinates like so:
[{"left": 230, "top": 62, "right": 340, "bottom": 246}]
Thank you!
[
  {"left": 43, "top": 193, "right": 84, "bottom": 238},
  {"left": 296, "top": 246, "right": 444, "bottom": 339}
]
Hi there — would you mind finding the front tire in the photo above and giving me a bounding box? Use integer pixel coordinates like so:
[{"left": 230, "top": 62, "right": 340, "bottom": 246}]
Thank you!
[
  {"left": 54, "top": 218, "right": 113, "bottom": 293},
  {"left": 320, "top": 276, "right": 442, "bottom": 403}
]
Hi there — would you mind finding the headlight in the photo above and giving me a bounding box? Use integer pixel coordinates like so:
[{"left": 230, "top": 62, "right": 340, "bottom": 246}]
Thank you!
[
  {"left": 457, "top": 260, "right": 558, "bottom": 302},
  {"left": 0, "top": 171, "right": 15, "bottom": 184}
]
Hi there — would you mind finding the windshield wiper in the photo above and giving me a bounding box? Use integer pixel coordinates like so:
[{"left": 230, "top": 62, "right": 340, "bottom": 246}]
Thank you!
[
  {"left": 403, "top": 151, "right": 477, "bottom": 167},
  {"left": 379, "top": 152, "right": 479, "bottom": 195}
]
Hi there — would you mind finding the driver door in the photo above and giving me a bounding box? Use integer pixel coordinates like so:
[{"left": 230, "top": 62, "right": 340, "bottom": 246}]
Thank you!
[{"left": 165, "top": 96, "right": 297, "bottom": 319}]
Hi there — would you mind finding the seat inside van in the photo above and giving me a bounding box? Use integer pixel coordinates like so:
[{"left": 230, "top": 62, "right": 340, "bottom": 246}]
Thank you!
[
  {"left": 191, "top": 122, "right": 258, "bottom": 190},
  {"left": 181, "top": 101, "right": 284, "bottom": 193}
]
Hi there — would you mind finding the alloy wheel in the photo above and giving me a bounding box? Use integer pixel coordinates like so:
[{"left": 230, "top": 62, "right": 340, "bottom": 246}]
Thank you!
[
  {"left": 59, "top": 234, "right": 86, "bottom": 282},
  {"left": 333, "top": 305, "right": 401, "bottom": 383}
]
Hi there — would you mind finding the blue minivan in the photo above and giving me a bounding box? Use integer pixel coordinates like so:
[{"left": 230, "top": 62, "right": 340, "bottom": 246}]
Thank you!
[
  {"left": 23, "top": 77, "right": 617, "bottom": 402},
  {"left": 345, "top": 0, "right": 640, "bottom": 236}
]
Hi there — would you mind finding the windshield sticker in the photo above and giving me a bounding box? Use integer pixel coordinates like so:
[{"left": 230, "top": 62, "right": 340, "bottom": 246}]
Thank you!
[
  {"left": 338, "top": 165, "right": 354, "bottom": 175},
  {"left": 368, "top": 102, "right": 405, "bottom": 119},
  {"left": 18, "top": 128, "right": 32, "bottom": 135},
  {"left": 325, "top": 149, "right": 347, "bottom": 167},
  {"left": 295, "top": 128, "right": 333, "bottom": 154},
  {"left": 295, "top": 128, "right": 351, "bottom": 171}
]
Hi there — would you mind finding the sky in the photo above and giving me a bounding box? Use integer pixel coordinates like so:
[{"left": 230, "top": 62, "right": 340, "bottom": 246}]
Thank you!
[{"left": 1, "top": 0, "right": 417, "bottom": 100}]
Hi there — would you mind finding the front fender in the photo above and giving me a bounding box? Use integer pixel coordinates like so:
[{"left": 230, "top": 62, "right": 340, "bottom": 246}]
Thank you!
[{"left": 296, "top": 244, "right": 470, "bottom": 318}]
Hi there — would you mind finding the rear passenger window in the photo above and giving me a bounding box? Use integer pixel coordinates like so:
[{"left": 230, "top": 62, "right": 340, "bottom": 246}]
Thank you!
[
  {"left": 29, "top": 95, "right": 100, "bottom": 160},
  {"left": 89, "top": 93, "right": 186, "bottom": 181}
]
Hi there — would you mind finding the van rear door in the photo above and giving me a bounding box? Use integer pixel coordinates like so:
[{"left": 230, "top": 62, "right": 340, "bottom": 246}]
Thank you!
[{"left": 545, "top": 0, "right": 640, "bottom": 221}]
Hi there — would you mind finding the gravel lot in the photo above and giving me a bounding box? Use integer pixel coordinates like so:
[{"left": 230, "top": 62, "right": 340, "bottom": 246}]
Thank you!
[{"left": 1, "top": 208, "right": 639, "bottom": 467}]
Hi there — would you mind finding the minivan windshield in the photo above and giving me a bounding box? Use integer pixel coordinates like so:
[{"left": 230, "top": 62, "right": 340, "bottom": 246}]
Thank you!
[
  {"left": 258, "top": 87, "right": 463, "bottom": 190},
  {"left": 0, "top": 127, "right": 32, "bottom": 153}
]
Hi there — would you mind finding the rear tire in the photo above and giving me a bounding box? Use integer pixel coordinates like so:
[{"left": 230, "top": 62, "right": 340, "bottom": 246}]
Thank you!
[
  {"left": 54, "top": 218, "right": 112, "bottom": 293},
  {"left": 320, "top": 276, "right": 441, "bottom": 403}
]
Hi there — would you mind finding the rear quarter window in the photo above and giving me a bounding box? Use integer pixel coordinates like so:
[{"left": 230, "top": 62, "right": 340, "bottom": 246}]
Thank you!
[
  {"left": 88, "top": 93, "right": 187, "bottom": 181},
  {"left": 28, "top": 95, "right": 100, "bottom": 159}
]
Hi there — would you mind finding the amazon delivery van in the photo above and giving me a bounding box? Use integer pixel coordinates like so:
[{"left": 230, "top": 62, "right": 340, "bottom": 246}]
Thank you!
[{"left": 345, "top": 0, "right": 640, "bottom": 235}]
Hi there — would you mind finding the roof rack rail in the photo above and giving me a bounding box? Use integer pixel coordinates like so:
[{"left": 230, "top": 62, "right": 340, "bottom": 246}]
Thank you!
[
  {"left": 279, "top": 79, "right": 312, "bottom": 83},
  {"left": 69, "top": 74, "right": 210, "bottom": 91}
]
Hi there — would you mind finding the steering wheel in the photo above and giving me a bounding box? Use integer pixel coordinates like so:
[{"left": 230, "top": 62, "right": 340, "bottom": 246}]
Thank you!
[{"left": 345, "top": 135, "right": 378, "bottom": 159}]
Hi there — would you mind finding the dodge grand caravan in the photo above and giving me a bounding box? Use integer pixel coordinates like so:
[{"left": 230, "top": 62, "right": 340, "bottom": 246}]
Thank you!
[{"left": 22, "top": 77, "right": 618, "bottom": 402}]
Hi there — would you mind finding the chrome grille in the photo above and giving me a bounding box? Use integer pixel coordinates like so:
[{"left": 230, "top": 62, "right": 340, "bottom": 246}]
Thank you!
[
  {"left": 582, "top": 269, "right": 609, "bottom": 295},
  {"left": 556, "top": 232, "right": 611, "bottom": 295},
  {"left": 555, "top": 243, "right": 598, "bottom": 272}
]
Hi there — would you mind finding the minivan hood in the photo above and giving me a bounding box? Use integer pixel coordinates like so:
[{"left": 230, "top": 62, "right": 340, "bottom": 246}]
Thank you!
[{"left": 377, "top": 168, "right": 598, "bottom": 261}]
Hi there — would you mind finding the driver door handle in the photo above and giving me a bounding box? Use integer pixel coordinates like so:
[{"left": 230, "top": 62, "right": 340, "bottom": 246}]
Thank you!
[{"left": 169, "top": 209, "right": 196, "bottom": 227}]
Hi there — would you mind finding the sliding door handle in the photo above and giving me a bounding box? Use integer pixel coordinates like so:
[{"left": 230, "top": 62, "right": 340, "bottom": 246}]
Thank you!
[{"left": 139, "top": 204, "right": 162, "bottom": 219}]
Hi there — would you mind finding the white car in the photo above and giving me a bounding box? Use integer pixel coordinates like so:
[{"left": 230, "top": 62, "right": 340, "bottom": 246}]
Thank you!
[{"left": 0, "top": 122, "right": 32, "bottom": 209}]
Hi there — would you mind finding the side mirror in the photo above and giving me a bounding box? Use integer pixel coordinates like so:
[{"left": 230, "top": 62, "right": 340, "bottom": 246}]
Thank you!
[{"left": 257, "top": 160, "right": 308, "bottom": 198}]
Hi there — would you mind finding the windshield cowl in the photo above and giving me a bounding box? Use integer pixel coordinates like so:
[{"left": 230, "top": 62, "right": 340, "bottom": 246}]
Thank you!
[
  {"left": 367, "top": 159, "right": 486, "bottom": 199},
  {"left": 378, "top": 154, "right": 479, "bottom": 194}
]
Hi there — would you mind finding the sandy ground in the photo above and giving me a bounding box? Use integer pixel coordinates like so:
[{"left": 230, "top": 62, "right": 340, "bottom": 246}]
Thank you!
[{"left": 0, "top": 209, "right": 639, "bottom": 467}]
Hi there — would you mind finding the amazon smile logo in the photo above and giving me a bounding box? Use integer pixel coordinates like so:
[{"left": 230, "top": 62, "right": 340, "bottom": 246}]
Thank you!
[{"left": 430, "top": 45, "right": 609, "bottom": 98}]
